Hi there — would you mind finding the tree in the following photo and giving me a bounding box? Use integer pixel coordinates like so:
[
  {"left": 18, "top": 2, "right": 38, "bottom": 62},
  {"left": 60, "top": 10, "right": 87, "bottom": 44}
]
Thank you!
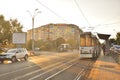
[
  {"left": 55, "top": 37, "right": 65, "bottom": 47},
  {"left": 116, "top": 32, "right": 120, "bottom": 45},
  {"left": 10, "top": 19, "right": 23, "bottom": 33},
  {"left": 27, "top": 39, "right": 32, "bottom": 50},
  {"left": 66, "top": 38, "right": 76, "bottom": 48},
  {"left": 109, "top": 38, "right": 116, "bottom": 45},
  {"left": 0, "top": 15, "right": 23, "bottom": 44},
  {"left": 34, "top": 40, "right": 43, "bottom": 48}
]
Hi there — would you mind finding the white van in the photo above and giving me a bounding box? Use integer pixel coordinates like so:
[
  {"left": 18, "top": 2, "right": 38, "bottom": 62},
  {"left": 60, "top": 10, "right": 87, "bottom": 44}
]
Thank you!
[{"left": 58, "top": 44, "right": 72, "bottom": 52}]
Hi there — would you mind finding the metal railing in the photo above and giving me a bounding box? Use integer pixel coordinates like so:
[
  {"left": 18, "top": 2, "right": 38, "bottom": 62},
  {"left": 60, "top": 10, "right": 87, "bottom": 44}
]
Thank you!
[{"left": 110, "top": 50, "right": 120, "bottom": 64}]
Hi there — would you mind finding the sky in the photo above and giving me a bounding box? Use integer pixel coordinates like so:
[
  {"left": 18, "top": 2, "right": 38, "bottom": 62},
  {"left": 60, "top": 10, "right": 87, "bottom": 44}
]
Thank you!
[{"left": 0, "top": 0, "right": 120, "bottom": 39}]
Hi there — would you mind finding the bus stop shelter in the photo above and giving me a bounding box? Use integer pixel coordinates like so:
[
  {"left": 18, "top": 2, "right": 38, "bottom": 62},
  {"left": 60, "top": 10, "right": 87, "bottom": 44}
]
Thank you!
[
  {"left": 97, "top": 33, "right": 111, "bottom": 40},
  {"left": 97, "top": 33, "right": 111, "bottom": 54}
]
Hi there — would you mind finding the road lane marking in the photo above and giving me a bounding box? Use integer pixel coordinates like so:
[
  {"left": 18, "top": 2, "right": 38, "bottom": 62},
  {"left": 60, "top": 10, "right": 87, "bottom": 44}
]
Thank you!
[
  {"left": 0, "top": 55, "right": 68, "bottom": 77},
  {"left": 13, "top": 60, "right": 69, "bottom": 80},
  {"left": 28, "top": 58, "right": 78, "bottom": 80},
  {"left": 45, "top": 62, "right": 77, "bottom": 80},
  {"left": 0, "top": 65, "right": 37, "bottom": 77},
  {"left": 73, "top": 69, "right": 84, "bottom": 80},
  {"left": 73, "top": 60, "right": 93, "bottom": 80}
]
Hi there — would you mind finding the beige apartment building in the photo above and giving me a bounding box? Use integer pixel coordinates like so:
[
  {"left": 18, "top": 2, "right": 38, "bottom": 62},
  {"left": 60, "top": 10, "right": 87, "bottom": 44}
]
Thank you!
[{"left": 27, "top": 23, "right": 83, "bottom": 42}]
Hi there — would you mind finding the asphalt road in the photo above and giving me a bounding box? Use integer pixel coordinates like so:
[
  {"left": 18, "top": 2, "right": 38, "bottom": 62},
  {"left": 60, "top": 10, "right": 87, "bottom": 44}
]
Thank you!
[{"left": 0, "top": 51, "right": 96, "bottom": 80}]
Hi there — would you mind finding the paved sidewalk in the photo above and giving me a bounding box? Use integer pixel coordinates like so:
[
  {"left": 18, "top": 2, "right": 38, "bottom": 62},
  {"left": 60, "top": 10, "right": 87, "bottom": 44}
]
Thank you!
[{"left": 88, "top": 52, "right": 120, "bottom": 80}]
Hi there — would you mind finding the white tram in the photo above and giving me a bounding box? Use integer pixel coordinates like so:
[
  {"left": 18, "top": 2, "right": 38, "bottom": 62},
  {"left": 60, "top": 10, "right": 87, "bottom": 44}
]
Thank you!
[{"left": 79, "top": 32, "right": 101, "bottom": 59}]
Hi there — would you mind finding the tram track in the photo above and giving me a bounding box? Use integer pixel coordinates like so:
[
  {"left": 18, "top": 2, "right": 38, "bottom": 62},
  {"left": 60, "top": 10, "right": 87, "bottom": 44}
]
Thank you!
[
  {"left": 0, "top": 53, "right": 77, "bottom": 77},
  {"left": 28, "top": 58, "right": 78, "bottom": 80},
  {"left": 13, "top": 58, "right": 78, "bottom": 80},
  {"left": 0, "top": 52, "right": 96, "bottom": 80},
  {"left": 45, "top": 59, "right": 94, "bottom": 80},
  {"left": 0, "top": 53, "right": 78, "bottom": 80},
  {"left": 73, "top": 59, "right": 96, "bottom": 80}
]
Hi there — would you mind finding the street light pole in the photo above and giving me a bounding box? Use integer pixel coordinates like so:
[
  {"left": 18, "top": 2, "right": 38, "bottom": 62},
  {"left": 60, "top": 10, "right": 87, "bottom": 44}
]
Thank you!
[
  {"left": 27, "top": 9, "right": 41, "bottom": 52},
  {"left": 32, "top": 17, "right": 34, "bottom": 52}
]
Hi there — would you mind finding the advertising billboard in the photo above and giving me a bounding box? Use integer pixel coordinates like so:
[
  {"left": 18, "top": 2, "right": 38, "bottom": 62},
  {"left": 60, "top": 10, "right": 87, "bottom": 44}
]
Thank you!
[{"left": 12, "top": 32, "right": 27, "bottom": 44}]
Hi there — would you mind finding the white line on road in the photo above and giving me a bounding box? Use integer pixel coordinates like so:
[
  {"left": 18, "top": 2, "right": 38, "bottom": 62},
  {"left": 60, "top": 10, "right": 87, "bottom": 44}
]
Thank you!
[
  {"left": 73, "top": 69, "right": 84, "bottom": 80},
  {"left": 13, "top": 60, "right": 68, "bottom": 80},
  {"left": 74, "top": 59, "right": 94, "bottom": 80},
  {"left": 45, "top": 63, "right": 76, "bottom": 80},
  {"left": 28, "top": 58, "right": 78, "bottom": 80},
  {"left": 0, "top": 64, "right": 37, "bottom": 77}
]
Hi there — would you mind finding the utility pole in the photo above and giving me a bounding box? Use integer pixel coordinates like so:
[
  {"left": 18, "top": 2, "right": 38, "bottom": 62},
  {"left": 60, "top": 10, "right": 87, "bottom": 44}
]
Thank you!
[{"left": 27, "top": 9, "right": 41, "bottom": 52}]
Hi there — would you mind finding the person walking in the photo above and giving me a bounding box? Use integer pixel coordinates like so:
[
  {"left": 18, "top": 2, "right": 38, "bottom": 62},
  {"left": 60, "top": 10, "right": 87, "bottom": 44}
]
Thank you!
[{"left": 102, "top": 45, "right": 106, "bottom": 56}]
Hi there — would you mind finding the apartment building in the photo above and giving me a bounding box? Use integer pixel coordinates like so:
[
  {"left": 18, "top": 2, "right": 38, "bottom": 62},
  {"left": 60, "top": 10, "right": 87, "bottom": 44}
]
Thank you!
[{"left": 27, "top": 23, "right": 83, "bottom": 42}]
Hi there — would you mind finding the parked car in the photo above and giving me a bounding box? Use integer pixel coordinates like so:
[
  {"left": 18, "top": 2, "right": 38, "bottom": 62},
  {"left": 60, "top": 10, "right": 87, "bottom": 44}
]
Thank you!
[
  {"left": 0, "top": 48, "right": 28, "bottom": 63},
  {"left": 110, "top": 45, "right": 120, "bottom": 53}
]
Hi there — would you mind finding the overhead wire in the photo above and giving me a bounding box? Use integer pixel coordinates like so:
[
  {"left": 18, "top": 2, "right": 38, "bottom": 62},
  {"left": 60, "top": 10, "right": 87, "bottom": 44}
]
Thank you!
[
  {"left": 74, "top": 0, "right": 91, "bottom": 27},
  {"left": 74, "top": 0, "right": 120, "bottom": 39},
  {"left": 99, "top": 21, "right": 120, "bottom": 26},
  {"left": 74, "top": 0, "right": 120, "bottom": 30},
  {"left": 90, "top": 14, "right": 120, "bottom": 28},
  {"left": 36, "top": 0, "right": 120, "bottom": 31},
  {"left": 36, "top": 0, "right": 68, "bottom": 22}
]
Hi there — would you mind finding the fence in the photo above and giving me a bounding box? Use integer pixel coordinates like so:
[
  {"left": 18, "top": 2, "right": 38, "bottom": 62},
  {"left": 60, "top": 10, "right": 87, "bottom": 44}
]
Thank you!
[{"left": 110, "top": 50, "right": 120, "bottom": 64}]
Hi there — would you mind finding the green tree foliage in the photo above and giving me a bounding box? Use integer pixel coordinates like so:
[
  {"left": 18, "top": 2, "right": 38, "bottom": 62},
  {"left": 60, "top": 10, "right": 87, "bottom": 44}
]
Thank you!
[
  {"left": 109, "top": 38, "right": 116, "bottom": 45},
  {"left": 0, "top": 15, "right": 23, "bottom": 44},
  {"left": 55, "top": 37, "right": 65, "bottom": 47},
  {"left": 27, "top": 38, "right": 66, "bottom": 51},
  {"left": 66, "top": 38, "right": 76, "bottom": 48},
  {"left": 27, "top": 39, "right": 32, "bottom": 50},
  {"left": 34, "top": 40, "right": 43, "bottom": 48},
  {"left": 43, "top": 41, "right": 55, "bottom": 51},
  {"left": 116, "top": 32, "right": 120, "bottom": 45},
  {"left": 34, "top": 40, "right": 55, "bottom": 51}
]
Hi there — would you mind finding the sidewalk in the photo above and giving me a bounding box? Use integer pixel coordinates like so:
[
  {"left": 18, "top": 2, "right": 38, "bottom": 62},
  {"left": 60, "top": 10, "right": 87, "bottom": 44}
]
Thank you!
[{"left": 88, "top": 52, "right": 120, "bottom": 80}]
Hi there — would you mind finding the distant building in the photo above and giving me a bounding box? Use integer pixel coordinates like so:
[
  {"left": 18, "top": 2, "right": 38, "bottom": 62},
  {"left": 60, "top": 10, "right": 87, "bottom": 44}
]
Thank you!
[{"left": 27, "top": 23, "right": 83, "bottom": 42}]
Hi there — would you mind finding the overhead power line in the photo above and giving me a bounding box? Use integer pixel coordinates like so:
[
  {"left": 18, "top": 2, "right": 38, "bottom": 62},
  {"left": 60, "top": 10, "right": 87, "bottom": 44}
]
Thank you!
[
  {"left": 89, "top": 21, "right": 120, "bottom": 28},
  {"left": 36, "top": 0, "right": 68, "bottom": 22},
  {"left": 99, "top": 21, "right": 120, "bottom": 26},
  {"left": 87, "top": 21, "right": 120, "bottom": 32},
  {"left": 74, "top": 0, "right": 91, "bottom": 27}
]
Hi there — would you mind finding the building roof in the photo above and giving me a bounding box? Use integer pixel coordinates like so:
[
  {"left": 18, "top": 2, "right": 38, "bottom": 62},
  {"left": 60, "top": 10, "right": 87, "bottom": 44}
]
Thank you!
[
  {"left": 97, "top": 33, "right": 111, "bottom": 40},
  {"left": 27, "top": 23, "right": 83, "bottom": 33}
]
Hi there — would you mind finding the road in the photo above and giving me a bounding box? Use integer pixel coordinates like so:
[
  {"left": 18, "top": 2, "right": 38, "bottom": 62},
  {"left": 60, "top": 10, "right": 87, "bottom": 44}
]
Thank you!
[{"left": 0, "top": 51, "right": 96, "bottom": 80}]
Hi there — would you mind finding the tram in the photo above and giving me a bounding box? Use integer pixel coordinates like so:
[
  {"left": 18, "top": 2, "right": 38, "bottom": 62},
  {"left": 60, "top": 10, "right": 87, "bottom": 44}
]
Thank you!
[{"left": 79, "top": 32, "right": 101, "bottom": 59}]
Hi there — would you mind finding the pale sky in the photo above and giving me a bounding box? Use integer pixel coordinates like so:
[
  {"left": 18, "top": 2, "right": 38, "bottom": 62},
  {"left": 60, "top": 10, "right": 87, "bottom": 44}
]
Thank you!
[{"left": 0, "top": 0, "right": 120, "bottom": 39}]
